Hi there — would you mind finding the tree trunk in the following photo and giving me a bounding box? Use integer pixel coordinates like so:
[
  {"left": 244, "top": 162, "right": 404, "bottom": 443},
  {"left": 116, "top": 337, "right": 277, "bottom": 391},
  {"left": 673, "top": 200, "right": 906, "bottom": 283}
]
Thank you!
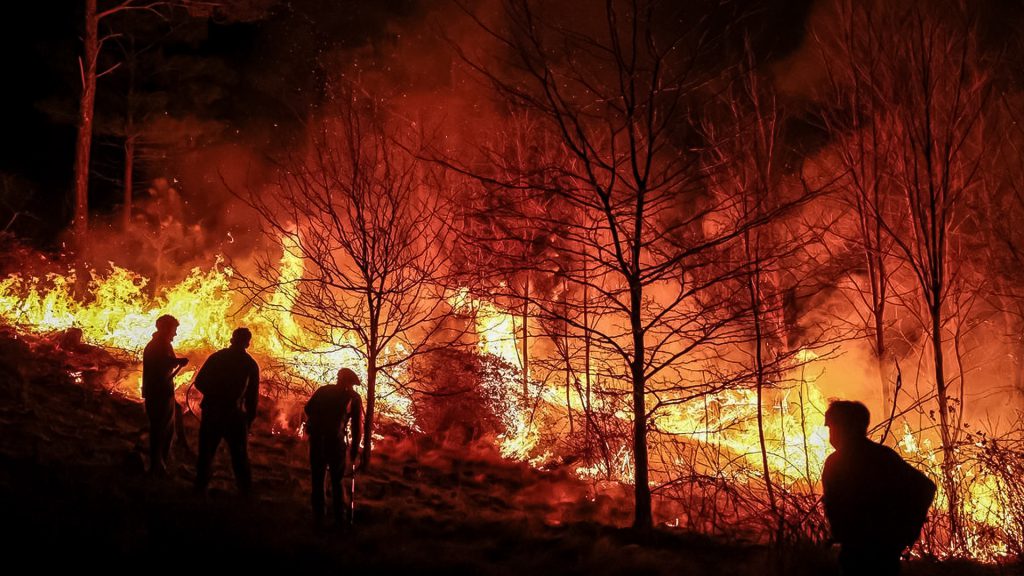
[
  {"left": 123, "top": 134, "right": 135, "bottom": 232},
  {"left": 583, "top": 265, "right": 592, "bottom": 458},
  {"left": 931, "top": 303, "right": 962, "bottom": 550},
  {"left": 629, "top": 277, "right": 652, "bottom": 531},
  {"left": 361, "top": 355, "right": 377, "bottom": 469},
  {"left": 871, "top": 214, "right": 890, "bottom": 417},
  {"left": 875, "top": 304, "right": 890, "bottom": 417},
  {"left": 749, "top": 267, "right": 780, "bottom": 538},
  {"left": 798, "top": 364, "right": 813, "bottom": 491},
  {"left": 565, "top": 323, "right": 573, "bottom": 436},
  {"left": 563, "top": 276, "right": 573, "bottom": 435},
  {"left": 521, "top": 277, "right": 529, "bottom": 397},
  {"left": 73, "top": 0, "right": 98, "bottom": 244}
]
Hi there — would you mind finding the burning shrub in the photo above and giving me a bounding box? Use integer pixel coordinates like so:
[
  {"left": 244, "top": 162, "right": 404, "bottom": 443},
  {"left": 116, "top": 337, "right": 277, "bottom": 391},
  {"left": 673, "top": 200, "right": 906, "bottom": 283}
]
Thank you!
[
  {"left": 408, "top": 347, "right": 520, "bottom": 447},
  {"left": 962, "top": 431, "right": 1024, "bottom": 559}
]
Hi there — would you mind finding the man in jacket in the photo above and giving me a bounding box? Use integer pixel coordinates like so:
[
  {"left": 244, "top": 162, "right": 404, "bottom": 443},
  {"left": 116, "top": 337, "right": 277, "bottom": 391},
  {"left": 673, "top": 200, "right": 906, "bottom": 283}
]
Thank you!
[
  {"left": 142, "top": 314, "right": 188, "bottom": 475},
  {"left": 304, "top": 367, "right": 363, "bottom": 527},
  {"left": 193, "top": 327, "right": 260, "bottom": 496},
  {"left": 822, "top": 400, "right": 936, "bottom": 575}
]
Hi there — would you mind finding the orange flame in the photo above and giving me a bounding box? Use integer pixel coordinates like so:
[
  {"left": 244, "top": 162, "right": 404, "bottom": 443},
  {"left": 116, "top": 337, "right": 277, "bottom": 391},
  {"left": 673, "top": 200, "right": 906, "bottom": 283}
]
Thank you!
[{"left": 0, "top": 240, "right": 1016, "bottom": 560}]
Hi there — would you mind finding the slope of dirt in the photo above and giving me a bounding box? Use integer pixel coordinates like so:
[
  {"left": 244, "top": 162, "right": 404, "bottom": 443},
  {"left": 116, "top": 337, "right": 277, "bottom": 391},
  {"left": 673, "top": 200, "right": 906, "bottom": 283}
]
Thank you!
[{"left": 0, "top": 329, "right": 1012, "bottom": 575}]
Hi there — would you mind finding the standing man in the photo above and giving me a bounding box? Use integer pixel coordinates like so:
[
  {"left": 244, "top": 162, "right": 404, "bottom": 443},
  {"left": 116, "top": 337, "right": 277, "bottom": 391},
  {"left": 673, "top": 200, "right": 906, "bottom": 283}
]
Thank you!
[
  {"left": 193, "top": 327, "right": 260, "bottom": 497},
  {"left": 822, "top": 400, "right": 936, "bottom": 576},
  {"left": 304, "top": 367, "right": 363, "bottom": 527},
  {"left": 142, "top": 314, "right": 188, "bottom": 475}
]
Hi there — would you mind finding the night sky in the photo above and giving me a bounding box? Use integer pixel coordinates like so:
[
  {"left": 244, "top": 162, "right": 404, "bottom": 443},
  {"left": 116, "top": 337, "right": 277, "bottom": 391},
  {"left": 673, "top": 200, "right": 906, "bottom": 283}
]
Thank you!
[{"left": 1, "top": 1, "right": 427, "bottom": 241}]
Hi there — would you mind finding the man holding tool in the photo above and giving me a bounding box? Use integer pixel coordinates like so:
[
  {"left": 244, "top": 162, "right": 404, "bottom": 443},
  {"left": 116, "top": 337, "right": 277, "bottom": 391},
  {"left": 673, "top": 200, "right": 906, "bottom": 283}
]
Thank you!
[
  {"left": 304, "top": 367, "right": 363, "bottom": 528},
  {"left": 142, "top": 314, "right": 189, "bottom": 476}
]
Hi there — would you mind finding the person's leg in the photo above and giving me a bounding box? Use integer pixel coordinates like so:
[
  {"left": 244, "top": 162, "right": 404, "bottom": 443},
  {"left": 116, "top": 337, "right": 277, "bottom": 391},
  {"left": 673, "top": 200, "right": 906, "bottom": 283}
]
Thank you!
[
  {"left": 839, "top": 545, "right": 901, "bottom": 576},
  {"left": 194, "top": 414, "right": 222, "bottom": 493},
  {"left": 146, "top": 395, "right": 172, "bottom": 474},
  {"left": 159, "top": 396, "right": 174, "bottom": 466},
  {"left": 225, "top": 412, "right": 252, "bottom": 496},
  {"left": 326, "top": 436, "right": 345, "bottom": 523},
  {"left": 145, "top": 397, "right": 161, "bottom": 473},
  {"left": 309, "top": 434, "right": 327, "bottom": 524},
  {"left": 173, "top": 400, "right": 191, "bottom": 454}
]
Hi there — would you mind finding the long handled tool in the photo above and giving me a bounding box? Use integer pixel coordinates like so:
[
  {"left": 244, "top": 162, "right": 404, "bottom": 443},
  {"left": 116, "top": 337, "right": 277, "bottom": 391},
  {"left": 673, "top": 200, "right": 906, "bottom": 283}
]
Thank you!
[
  {"left": 348, "top": 459, "right": 356, "bottom": 526},
  {"left": 170, "top": 361, "right": 190, "bottom": 452}
]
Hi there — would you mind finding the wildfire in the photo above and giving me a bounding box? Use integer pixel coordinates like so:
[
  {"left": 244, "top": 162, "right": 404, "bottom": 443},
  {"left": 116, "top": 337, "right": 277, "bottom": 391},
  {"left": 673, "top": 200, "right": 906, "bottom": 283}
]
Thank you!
[
  {"left": 449, "top": 287, "right": 540, "bottom": 459},
  {"left": 575, "top": 444, "right": 636, "bottom": 485},
  {"left": 450, "top": 287, "right": 523, "bottom": 369},
  {"left": 656, "top": 383, "right": 832, "bottom": 486},
  {"left": 448, "top": 296, "right": 1020, "bottom": 561},
  {"left": 0, "top": 236, "right": 415, "bottom": 428},
  {"left": 0, "top": 263, "right": 235, "bottom": 353},
  {"left": 0, "top": 241, "right": 1018, "bottom": 562}
]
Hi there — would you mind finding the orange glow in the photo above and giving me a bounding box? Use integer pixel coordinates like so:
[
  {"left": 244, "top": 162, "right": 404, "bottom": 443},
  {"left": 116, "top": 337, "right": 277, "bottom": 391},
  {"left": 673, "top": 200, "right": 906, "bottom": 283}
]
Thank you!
[
  {"left": 0, "top": 236, "right": 414, "bottom": 429},
  {"left": 0, "top": 241, "right": 1016, "bottom": 561}
]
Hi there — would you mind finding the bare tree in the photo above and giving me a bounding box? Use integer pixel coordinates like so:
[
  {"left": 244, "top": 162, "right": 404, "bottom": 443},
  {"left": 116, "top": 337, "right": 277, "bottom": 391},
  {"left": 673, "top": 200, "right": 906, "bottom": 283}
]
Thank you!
[
  {"left": 450, "top": 0, "right": 820, "bottom": 530},
  {"left": 91, "top": 24, "right": 174, "bottom": 233},
  {"left": 815, "top": 0, "right": 908, "bottom": 420},
  {"left": 240, "top": 88, "right": 454, "bottom": 467},
  {"left": 886, "top": 7, "right": 989, "bottom": 552},
  {"left": 71, "top": 0, "right": 245, "bottom": 243},
  {"left": 74, "top": 1, "right": 183, "bottom": 242},
  {"left": 701, "top": 61, "right": 838, "bottom": 542},
  {"left": 456, "top": 115, "right": 563, "bottom": 397},
  {"left": 837, "top": 0, "right": 993, "bottom": 550}
]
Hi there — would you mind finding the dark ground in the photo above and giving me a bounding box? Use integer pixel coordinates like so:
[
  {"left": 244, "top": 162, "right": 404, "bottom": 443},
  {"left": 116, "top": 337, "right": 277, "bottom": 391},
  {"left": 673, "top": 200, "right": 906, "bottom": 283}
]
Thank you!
[{"left": 0, "top": 330, "right": 1017, "bottom": 575}]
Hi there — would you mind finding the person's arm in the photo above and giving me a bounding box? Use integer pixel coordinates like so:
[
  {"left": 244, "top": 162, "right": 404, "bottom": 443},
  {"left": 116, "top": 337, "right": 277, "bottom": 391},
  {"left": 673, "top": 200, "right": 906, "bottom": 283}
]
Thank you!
[
  {"left": 193, "top": 357, "right": 211, "bottom": 394},
  {"left": 897, "top": 459, "right": 937, "bottom": 547},
  {"left": 147, "top": 340, "right": 182, "bottom": 389},
  {"left": 245, "top": 360, "right": 260, "bottom": 425},
  {"left": 349, "top": 395, "right": 363, "bottom": 462},
  {"left": 168, "top": 343, "right": 188, "bottom": 368},
  {"left": 822, "top": 456, "right": 854, "bottom": 543}
]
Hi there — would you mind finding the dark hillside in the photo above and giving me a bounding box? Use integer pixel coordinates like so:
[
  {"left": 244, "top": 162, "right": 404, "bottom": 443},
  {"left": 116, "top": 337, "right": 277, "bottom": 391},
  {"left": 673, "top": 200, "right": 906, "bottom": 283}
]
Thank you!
[{"left": 0, "top": 329, "right": 1007, "bottom": 575}]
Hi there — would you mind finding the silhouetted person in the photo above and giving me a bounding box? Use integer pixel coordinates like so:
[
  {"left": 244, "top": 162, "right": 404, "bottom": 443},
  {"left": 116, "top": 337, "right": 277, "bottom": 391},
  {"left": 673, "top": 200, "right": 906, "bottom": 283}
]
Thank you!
[
  {"left": 142, "top": 314, "right": 188, "bottom": 475},
  {"left": 822, "top": 400, "right": 936, "bottom": 576},
  {"left": 304, "top": 367, "right": 363, "bottom": 527},
  {"left": 193, "top": 327, "right": 260, "bottom": 496}
]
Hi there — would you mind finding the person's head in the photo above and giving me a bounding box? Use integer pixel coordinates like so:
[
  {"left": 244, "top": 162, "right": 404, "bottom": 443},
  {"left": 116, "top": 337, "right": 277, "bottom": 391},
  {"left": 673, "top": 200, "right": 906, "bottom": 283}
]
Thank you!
[
  {"left": 155, "top": 314, "right": 179, "bottom": 341},
  {"left": 337, "top": 368, "right": 360, "bottom": 390},
  {"left": 824, "top": 400, "right": 870, "bottom": 450},
  {"left": 230, "top": 327, "right": 252, "bottom": 349}
]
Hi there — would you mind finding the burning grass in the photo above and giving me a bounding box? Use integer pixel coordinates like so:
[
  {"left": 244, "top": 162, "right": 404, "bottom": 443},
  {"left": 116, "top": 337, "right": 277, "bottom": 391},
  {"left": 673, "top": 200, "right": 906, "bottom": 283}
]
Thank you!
[
  {"left": 0, "top": 324, "right": 1013, "bottom": 574},
  {"left": 0, "top": 248, "right": 1021, "bottom": 564}
]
